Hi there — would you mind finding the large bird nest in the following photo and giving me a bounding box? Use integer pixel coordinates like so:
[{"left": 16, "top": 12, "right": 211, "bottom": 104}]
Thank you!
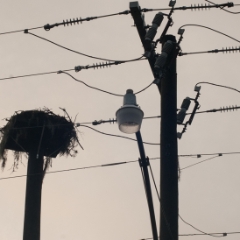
[{"left": 0, "top": 108, "right": 82, "bottom": 169}]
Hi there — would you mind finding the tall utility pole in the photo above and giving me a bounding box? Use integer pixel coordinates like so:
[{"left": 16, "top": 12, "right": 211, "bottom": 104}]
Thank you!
[
  {"left": 160, "top": 35, "right": 178, "bottom": 240},
  {"left": 130, "top": 2, "right": 178, "bottom": 240}
]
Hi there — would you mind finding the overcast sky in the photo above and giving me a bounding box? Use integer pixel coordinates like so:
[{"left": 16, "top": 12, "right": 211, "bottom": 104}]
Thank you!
[{"left": 0, "top": 0, "right": 240, "bottom": 240}]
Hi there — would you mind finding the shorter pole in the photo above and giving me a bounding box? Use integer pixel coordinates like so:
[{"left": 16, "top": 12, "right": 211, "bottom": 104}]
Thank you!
[
  {"left": 23, "top": 152, "right": 43, "bottom": 240},
  {"left": 135, "top": 131, "right": 158, "bottom": 240}
]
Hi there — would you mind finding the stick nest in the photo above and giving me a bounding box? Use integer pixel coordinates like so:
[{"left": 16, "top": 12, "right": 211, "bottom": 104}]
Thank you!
[{"left": 0, "top": 108, "right": 82, "bottom": 169}]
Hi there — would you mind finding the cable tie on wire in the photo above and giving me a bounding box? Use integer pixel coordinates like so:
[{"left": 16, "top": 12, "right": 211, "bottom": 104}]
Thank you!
[
  {"left": 24, "top": 29, "right": 28, "bottom": 34},
  {"left": 57, "top": 70, "right": 63, "bottom": 74}
]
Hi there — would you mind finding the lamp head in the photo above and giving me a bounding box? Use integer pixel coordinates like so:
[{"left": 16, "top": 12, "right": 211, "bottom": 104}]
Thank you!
[{"left": 116, "top": 89, "right": 144, "bottom": 134}]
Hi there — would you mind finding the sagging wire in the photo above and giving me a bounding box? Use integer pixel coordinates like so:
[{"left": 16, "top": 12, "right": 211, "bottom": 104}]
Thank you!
[
  {"left": 76, "top": 124, "right": 160, "bottom": 146},
  {"left": 58, "top": 71, "right": 154, "bottom": 97},
  {"left": 25, "top": 31, "right": 145, "bottom": 62},
  {"left": 195, "top": 82, "right": 240, "bottom": 94},
  {"left": 177, "top": 24, "right": 240, "bottom": 55}
]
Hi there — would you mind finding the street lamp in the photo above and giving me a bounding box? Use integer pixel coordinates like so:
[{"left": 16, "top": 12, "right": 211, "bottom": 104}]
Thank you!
[
  {"left": 116, "top": 90, "right": 158, "bottom": 240},
  {"left": 116, "top": 89, "right": 144, "bottom": 134}
]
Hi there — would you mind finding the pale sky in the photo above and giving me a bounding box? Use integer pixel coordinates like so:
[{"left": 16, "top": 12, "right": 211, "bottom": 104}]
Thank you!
[{"left": 0, "top": 0, "right": 240, "bottom": 240}]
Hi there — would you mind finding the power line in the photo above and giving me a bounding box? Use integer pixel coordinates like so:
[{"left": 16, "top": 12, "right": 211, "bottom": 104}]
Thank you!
[
  {"left": 206, "top": 0, "right": 240, "bottom": 14},
  {"left": 179, "top": 24, "right": 240, "bottom": 44},
  {"left": 141, "top": 231, "right": 240, "bottom": 239},
  {"left": 0, "top": 10, "right": 130, "bottom": 36},
  {"left": 0, "top": 26, "right": 43, "bottom": 36},
  {"left": 43, "top": 10, "right": 130, "bottom": 31},
  {"left": 2, "top": 104, "right": 239, "bottom": 131},
  {"left": 180, "top": 156, "right": 220, "bottom": 170},
  {"left": 78, "top": 124, "right": 160, "bottom": 145},
  {"left": 142, "top": 2, "right": 234, "bottom": 12},
  {"left": 0, "top": 159, "right": 138, "bottom": 181},
  {"left": 179, "top": 231, "right": 240, "bottom": 237},
  {"left": 0, "top": 57, "right": 146, "bottom": 81},
  {"left": 148, "top": 156, "right": 224, "bottom": 238},
  {"left": 179, "top": 46, "right": 240, "bottom": 56},
  {"left": 26, "top": 31, "right": 145, "bottom": 62},
  {"left": 58, "top": 71, "right": 154, "bottom": 97},
  {"left": 195, "top": 82, "right": 240, "bottom": 94},
  {"left": 178, "top": 214, "right": 226, "bottom": 238},
  {"left": 0, "top": 69, "right": 74, "bottom": 81},
  {"left": 1, "top": 151, "right": 240, "bottom": 181}
]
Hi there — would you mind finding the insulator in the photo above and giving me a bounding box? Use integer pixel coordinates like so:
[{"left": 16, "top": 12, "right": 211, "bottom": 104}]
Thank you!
[
  {"left": 221, "top": 46, "right": 240, "bottom": 53},
  {"left": 220, "top": 105, "right": 239, "bottom": 112},
  {"left": 63, "top": 18, "right": 83, "bottom": 26},
  {"left": 145, "top": 12, "right": 164, "bottom": 49},
  {"left": 154, "top": 53, "right": 168, "bottom": 70},
  {"left": 162, "top": 40, "right": 174, "bottom": 54},
  {"left": 177, "top": 109, "right": 187, "bottom": 124},
  {"left": 109, "top": 118, "right": 116, "bottom": 124},
  {"left": 92, "top": 62, "right": 111, "bottom": 69},
  {"left": 190, "top": 3, "right": 211, "bottom": 10},
  {"left": 181, "top": 97, "right": 191, "bottom": 110}
]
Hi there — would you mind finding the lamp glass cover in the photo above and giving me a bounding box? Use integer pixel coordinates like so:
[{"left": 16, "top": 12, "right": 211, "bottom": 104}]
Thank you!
[{"left": 116, "top": 105, "right": 144, "bottom": 134}]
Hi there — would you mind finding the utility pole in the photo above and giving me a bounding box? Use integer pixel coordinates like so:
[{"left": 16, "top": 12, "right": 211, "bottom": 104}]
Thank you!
[
  {"left": 130, "top": 2, "right": 178, "bottom": 240},
  {"left": 23, "top": 152, "right": 43, "bottom": 240},
  {"left": 159, "top": 35, "right": 178, "bottom": 240}
]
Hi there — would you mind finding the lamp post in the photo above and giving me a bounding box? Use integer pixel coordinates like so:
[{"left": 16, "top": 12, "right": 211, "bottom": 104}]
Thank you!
[{"left": 116, "top": 90, "right": 158, "bottom": 240}]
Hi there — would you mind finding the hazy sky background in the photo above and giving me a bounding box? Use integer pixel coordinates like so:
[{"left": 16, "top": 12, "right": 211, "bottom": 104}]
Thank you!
[{"left": 0, "top": 0, "right": 240, "bottom": 239}]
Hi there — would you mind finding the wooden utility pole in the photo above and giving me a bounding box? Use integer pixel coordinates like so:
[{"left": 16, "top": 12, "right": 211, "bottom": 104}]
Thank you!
[{"left": 130, "top": 2, "right": 179, "bottom": 240}]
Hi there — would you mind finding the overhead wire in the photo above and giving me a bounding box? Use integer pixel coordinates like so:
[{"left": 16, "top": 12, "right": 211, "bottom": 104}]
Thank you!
[
  {"left": 26, "top": 31, "right": 145, "bottom": 62},
  {"left": 3, "top": 104, "right": 240, "bottom": 131},
  {"left": 58, "top": 71, "right": 154, "bottom": 97},
  {"left": 0, "top": 58, "right": 146, "bottom": 82},
  {"left": 1, "top": 151, "right": 240, "bottom": 181},
  {"left": 195, "top": 82, "right": 240, "bottom": 94},
  {"left": 141, "top": 2, "right": 235, "bottom": 12},
  {"left": 0, "top": 10, "right": 130, "bottom": 36},
  {"left": 205, "top": 0, "right": 240, "bottom": 14},
  {"left": 178, "top": 24, "right": 240, "bottom": 44},
  {"left": 179, "top": 214, "right": 226, "bottom": 238},
  {"left": 0, "top": 26, "right": 43, "bottom": 36},
  {"left": 180, "top": 156, "right": 220, "bottom": 170},
  {"left": 0, "top": 69, "right": 74, "bottom": 81},
  {"left": 148, "top": 156, "right": 227, "bottom": 238},
  {"left": 179, "top": 151, "right": 240, "bottom": 158},
  {"left": 78, "top": 125, "right": 160, "bottom": 146},
  {"left": 148, "top": 157, "right": 223, "bottom": 238},
  {"left": 179, "top": 46, "right": 240, "bottom": 56},
  {"left": 179, "top": 231, "right": 240, "bottom": 237}
]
